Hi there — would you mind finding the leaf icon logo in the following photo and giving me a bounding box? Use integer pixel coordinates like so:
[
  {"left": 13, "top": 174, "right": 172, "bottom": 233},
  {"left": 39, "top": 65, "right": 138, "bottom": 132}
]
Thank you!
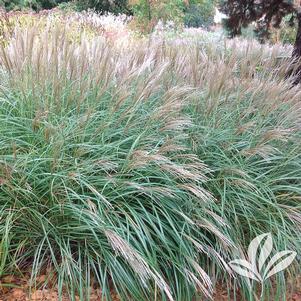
[
  {"left": 263, "top": 250, "right": 297, "bottom": 280},
  {"left": 229, "top": 233, "right": 296, "bottom": 283}
]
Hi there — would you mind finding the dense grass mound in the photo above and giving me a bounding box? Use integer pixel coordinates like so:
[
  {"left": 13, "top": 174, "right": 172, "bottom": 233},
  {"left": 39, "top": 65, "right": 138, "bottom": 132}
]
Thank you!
[
  {"left": 0, "top": 17, "right": 300, "bottom": 301},
  {"left": 0, "top": 27, "right": 233, "bottom": 301}
]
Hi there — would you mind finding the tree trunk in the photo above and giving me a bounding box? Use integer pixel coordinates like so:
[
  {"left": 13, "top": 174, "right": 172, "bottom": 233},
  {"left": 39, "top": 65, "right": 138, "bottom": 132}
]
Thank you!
[
  {"left": 147, "top": 0, "right": 151, "bottom": 21},
  {"left": 292, "top": 12, "right": 301, "bottom": 84}
]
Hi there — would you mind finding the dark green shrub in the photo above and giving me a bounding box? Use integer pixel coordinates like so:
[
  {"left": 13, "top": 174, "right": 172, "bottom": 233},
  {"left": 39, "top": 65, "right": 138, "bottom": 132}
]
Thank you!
[
  {"left": 184, "top": 0, "right": 215, "bottom": 28},
  {"left": 0, "top": 0, "right": 65, "bottom": 10},
  {"left": 0, "top": 0, "right": 130, "bottom": 13},
  {"left": 73, "top": 0, "right": 130, "bottom": 14}
]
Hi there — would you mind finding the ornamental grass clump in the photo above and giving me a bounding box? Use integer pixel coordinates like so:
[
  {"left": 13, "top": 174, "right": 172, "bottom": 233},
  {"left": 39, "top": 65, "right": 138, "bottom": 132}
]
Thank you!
[
  {"left": 0, "top": 26, "right": 234, "bottom": 301},
  {"left": 0, "top": 15, "right": 300, "bottom": 301}
]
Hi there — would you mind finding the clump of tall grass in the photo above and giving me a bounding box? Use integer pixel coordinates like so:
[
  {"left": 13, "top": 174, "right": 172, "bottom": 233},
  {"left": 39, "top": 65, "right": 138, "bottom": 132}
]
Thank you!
[
  {"left": 0, "top": 17, "right": 300, "bottom": 301},
  {"left": 165, "top": 35, "right": 301, "bottom": 298},
  {"left": 0, "top": 26, "right": 235, "bottom": 301},
  {"left": 187, "top": 66, "right": 301, "bottom": 297}
]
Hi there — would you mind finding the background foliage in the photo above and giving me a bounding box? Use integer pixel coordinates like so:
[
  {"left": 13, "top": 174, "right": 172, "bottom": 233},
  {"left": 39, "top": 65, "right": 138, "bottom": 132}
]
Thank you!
[
  {"left": 0, "top": 0, "right": 217, "bottom": 30},
  {"left": 184, "top": 0, "right": 215, "bottom": 28},
  {"left": 271, "top": 14, "right": 297, "bottom": 44},
  {"left": 0, "top": 0, "right": 62, "bottom": 10},
  {"left": 0, "top": 0, "right": 130, "bottom": 13},
  {"left": 219, "top": 0, "right": 297, "bottom": 42}
]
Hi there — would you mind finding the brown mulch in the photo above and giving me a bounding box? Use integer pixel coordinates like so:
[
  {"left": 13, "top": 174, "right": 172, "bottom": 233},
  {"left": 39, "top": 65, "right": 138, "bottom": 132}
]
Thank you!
[
  {"left": 0, "top": 286, "right": 120, "bottom": 301},
  {"left": 0, "top": 274, "right": 120, "bottom": 301},
  {"left": 1, "top": 275, "right": 301, "bottom": 301}
]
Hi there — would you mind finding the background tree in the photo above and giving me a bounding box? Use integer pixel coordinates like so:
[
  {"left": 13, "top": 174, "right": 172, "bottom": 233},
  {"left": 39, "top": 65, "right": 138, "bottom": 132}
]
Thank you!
[
  {"left": 0, "top": 0, "right": 130, "bottom": 13},
  {"left": 73, "top": 0, "right": 130, "bottom": 14},
  {"left": 0, "top": 0, "right": 64, "bottom": 10},
  {"left": 129, "top": 0, "right": 185, "bottom": 32},
  {"left": 220, "top": 0, "right": 301, "bottom": 82},
  {"left": 129, "top": 0, "right": 216, "bottom": 32},
  {"left": 184, "top": 0, "right": 215, "bottom": 28}
]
